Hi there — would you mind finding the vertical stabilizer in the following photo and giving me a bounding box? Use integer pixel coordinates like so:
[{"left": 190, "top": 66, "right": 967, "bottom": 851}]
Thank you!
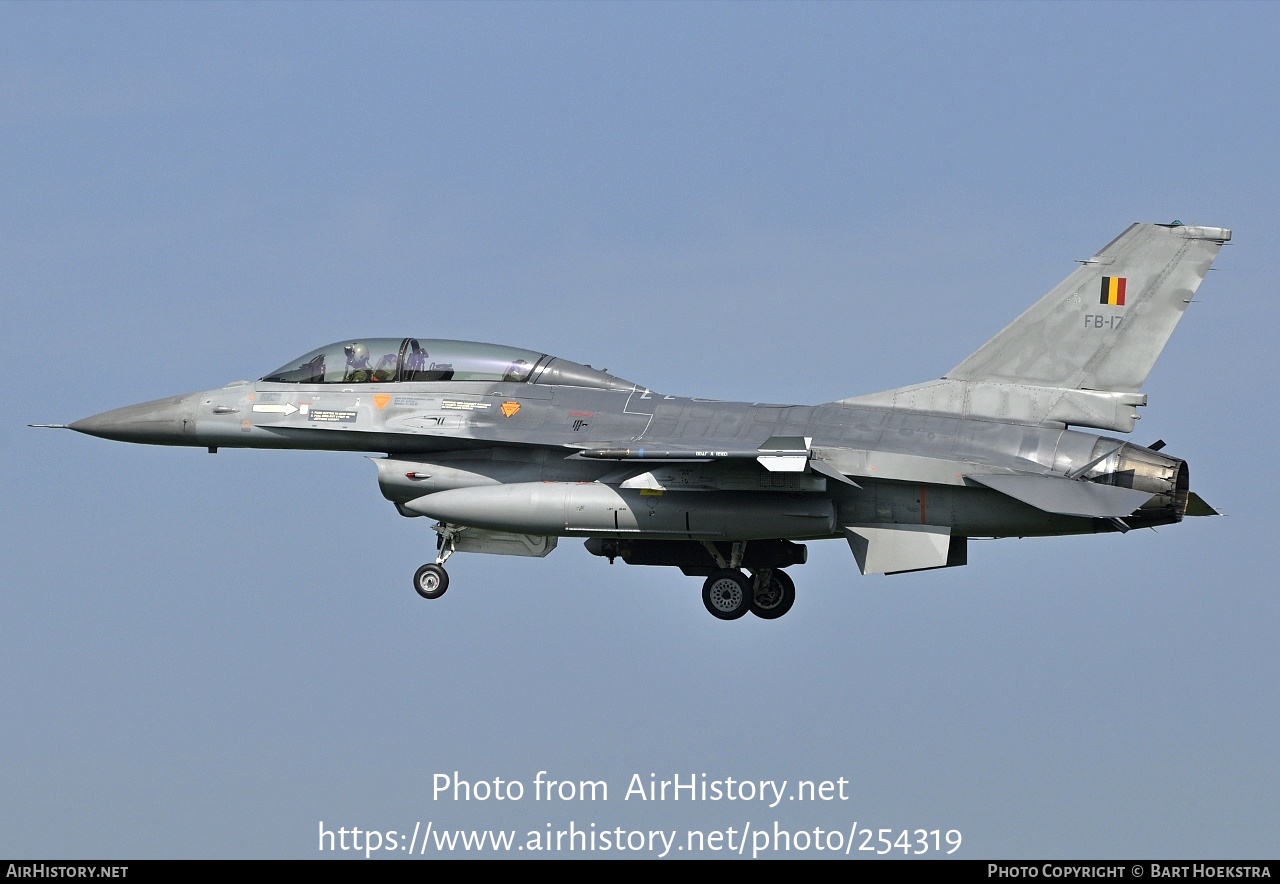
[
  {"left": 947, "top": 222, "right": 1229, "bottom": 393},
  {"left": 842, "top": 223, "right": 1230, "bottom": 433}
]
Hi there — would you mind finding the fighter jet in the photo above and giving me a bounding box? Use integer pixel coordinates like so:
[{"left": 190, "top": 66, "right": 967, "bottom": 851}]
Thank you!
[{"left": 42, "top": 222, "right": 1227, "bottom": 620}]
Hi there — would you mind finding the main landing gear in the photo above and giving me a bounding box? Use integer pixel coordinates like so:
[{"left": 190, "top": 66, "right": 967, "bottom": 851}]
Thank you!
[
  {"left": 413, "top": 523, "right": 458, "bottom": 600},
  {"left": 700, "top": 568, "right": 796, "bottom": 620},
  {"left": 697, "top": 540, "right": 798, "bottom": 621},
  {"left": 702, "top": 569, "right": 751, "bottom": 620},
  {"left": 749, "top": 568, "right": 796, "bottom": 620}
]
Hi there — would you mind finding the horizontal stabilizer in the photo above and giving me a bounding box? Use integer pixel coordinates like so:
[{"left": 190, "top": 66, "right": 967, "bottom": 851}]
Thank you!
[
  {"left": 1184, "top": 492, "right": 1219, "bottom": 517},
  {"left": 969, "top": 473, "right": 1154, "bottom": 518},
  {"left": 844, "top": 524, "right": 966, "bottom": 575}
]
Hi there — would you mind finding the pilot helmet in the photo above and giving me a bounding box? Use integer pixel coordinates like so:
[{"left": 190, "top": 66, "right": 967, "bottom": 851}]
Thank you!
[{"left": 344, "top": 342, "right": 368, "bottom": 363}]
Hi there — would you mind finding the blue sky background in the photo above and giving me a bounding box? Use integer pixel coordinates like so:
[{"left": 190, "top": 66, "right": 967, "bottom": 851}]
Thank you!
[{"left": 3, "top": 2, "right": 1277, "bottom": 859}]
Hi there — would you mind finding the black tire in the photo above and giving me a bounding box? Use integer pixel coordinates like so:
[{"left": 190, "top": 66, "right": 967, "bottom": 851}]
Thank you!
[
  {"left": 413, "top": 563, "right": 449, "bottom": 600},
  {"left": 750, "top": 569, "right": 796, "bottom": 619},
  {"left": 701, "top": 569, "right": 751, "bottom": 620}
]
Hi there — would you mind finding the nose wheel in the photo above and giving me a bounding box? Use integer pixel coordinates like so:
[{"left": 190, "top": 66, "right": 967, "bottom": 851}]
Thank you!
[
  {"left": 413, "top": 563, "right": 449, "bottom": 599},
  {"left": 413, "top": 522, "right": 458, "bottom": 600}
]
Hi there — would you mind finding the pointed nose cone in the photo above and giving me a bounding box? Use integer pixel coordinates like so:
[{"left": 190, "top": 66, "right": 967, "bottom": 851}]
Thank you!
[{"left": 70, "top": 393, "right": 198, "bottom": 445}]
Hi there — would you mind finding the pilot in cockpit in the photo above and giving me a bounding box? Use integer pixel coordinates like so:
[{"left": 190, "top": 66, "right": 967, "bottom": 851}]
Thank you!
[
  {"left": 503, "top": 359, "right": 532, "bottom": 383},
  {"left": 371, "top": 350, "right": 398, "bottom": 382},
  {"left": 343, "top": 342, "right": 372, "bottom": 382}
]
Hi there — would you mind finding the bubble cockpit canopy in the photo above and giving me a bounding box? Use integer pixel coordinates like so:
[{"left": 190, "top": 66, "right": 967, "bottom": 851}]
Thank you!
[{"left": 260, "top": 338, "right": 638, "bottom": 391}]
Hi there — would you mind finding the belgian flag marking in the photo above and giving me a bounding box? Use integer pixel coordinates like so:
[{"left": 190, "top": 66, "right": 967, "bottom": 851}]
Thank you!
[{"left": 1100, "top": 276, "right": 1127, "bottom": 306}]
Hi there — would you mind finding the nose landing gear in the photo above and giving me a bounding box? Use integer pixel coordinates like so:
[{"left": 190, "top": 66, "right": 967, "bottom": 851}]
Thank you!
[{"left": 412, "top": 523, "right": 459, "bottom": 600}]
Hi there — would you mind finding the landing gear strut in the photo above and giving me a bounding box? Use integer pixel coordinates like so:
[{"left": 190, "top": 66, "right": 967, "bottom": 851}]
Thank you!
[
  {"left": 413, "top": 522, "right": 459, "bottom": 600},
  {"left": 749, "top": 568, "right": 795, "bottom": 620}
]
